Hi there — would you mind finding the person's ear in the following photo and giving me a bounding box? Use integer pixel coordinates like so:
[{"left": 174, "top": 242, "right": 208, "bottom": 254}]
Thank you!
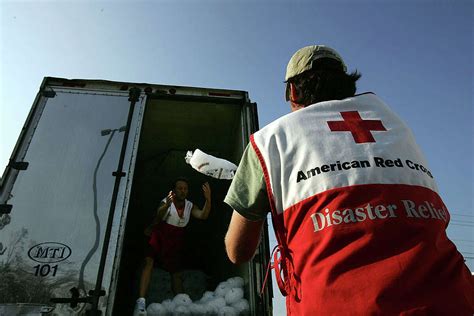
[
  {"left": 289, "top": 83, "right": 305, "bottom": 112},
  {"left": 289, "top": 82, "right": 299, "bottom": 102}
]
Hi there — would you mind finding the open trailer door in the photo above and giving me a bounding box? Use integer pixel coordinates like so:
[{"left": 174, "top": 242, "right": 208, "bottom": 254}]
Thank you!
[{"left": 0, "top": 78, "right": 145, "bottom": 315}]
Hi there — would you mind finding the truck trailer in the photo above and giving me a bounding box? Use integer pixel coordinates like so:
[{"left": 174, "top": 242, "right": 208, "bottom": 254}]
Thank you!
[{"left": 0, "top": 77, "right": 273, "bottom": 315}]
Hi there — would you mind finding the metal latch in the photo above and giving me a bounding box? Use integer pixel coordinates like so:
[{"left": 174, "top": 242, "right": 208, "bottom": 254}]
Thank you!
[
  {"left": 0, "top": 204, "right": 12, "bottom": 215},
  {"left": 112, "top": 171, "right": 126, "bottom": 177},
  {"left": 8, "top": 161, "right": 29, "bottom": 170},
  {"left": 50, "top": 287, "right": 105, "bottom": 309}
]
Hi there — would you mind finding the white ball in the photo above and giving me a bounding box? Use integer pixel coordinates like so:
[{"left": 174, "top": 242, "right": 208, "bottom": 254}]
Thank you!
[
  {"left": 206, "top": 302, "right": 219, "bottom": 315},
  {"left": 161, "top": 299, "right": 174, "bottom": 312},
  {"left": 215, "top": 281, "right": 231, "bottom": 297},
  {"left": 208, "top": 297, "right": 226, "bottom": 309},
  {"left": 224, "top": 288, "right": 244, "bottom": 305},
  {"left": 189, "top": 303, "right": 207, "bottom": 315},
  {"left": 232, "top": 299, "right": 250, "bottom": 314},
  {"left": 199, "top": 290, "right": 215, "bottom": 304},
  {"left": 174, "top": 304, "right": 190, "bottom": 316},
  {"left": 226, "top": 277, "right": 244, "bottom": 288},
  {"left": 172, "top": 293, "right": 192, "bottom": 306},
  {"left": 146, "top": 303, "right": 167, "bottom": 316},
  {"left": 218, "top": 305, "right": 238, "bottom": 316}
]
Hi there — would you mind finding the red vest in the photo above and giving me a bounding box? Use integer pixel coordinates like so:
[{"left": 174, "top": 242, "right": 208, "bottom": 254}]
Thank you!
[{"left": 251, "top": 93, "right": 474, "bottom": 315}]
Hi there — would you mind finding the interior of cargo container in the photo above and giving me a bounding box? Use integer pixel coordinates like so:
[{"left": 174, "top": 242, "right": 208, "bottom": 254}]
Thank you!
[{"left": 113, "top": 96, "right": 255, "bottom": 314}]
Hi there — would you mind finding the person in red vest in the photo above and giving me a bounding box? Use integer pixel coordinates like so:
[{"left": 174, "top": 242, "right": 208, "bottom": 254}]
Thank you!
[
  {"left": 134, "top": 177, "right": 211, "bottom": 316},
  {"left": 224, "top": 45, "right": 474, "bottom": 315}
]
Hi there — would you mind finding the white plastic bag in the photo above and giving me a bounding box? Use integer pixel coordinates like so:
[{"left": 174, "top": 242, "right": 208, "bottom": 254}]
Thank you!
[{"left": 185, "top": 149, "right": 237, "bottom": 180}]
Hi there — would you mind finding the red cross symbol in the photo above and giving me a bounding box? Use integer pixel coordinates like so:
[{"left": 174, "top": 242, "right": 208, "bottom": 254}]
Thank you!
[{"left": 327, "top": 111, "right": 387, "bottom": 143}]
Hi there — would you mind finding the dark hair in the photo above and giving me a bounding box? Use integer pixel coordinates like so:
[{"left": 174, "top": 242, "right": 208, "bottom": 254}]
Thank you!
[
  {"left": 289, "top": 58, "right": 361, "bottom": 106},
  {"left": 173, "top": 177, "right": 189, "bottom": 189}
]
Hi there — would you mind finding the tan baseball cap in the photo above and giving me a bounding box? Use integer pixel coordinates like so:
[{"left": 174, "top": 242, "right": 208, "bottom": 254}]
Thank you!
[{"left": 285, "top": 45, "right": 347, "bottom": 82}]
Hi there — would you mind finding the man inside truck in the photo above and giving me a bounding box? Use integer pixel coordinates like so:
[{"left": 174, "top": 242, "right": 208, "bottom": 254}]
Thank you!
[
  {"left": 224, "top": 45, "right": 474, "bottom": 315},
  {"left": 135, "top": 177, "right": 211, "bottom": 315}
]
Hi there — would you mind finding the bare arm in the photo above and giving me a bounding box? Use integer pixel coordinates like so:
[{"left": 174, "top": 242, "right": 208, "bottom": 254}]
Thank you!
[
  {"left": 156, "top": 190, "right": 174, "bottom": 220},
  {"left": 191, "top": 182, "right": 211, "bottom": 220},
  {"left": 225, "top": 210, "right": 264, "bottom": 264}
]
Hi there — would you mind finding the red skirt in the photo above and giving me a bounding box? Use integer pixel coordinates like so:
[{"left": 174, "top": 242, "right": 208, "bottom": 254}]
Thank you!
[{"left": 147, "top": 221, "right": 185, "bottom": 273}]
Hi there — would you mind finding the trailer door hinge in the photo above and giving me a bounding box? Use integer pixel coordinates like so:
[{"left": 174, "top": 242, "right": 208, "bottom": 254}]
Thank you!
[
  {"left": 85, "top": 289, "right": 106, "bottom": 316},
  {"left": 128, "top": 87, "right": 141, "bottom": 102},
  {"left": 0, "top": 204, "right": 12, "bottom": 215},
  {"left": 112, "top": 171, "right": 126, "bottom": 177},
  {"left": 88, "top": 289, "right": 106, "bottom": 297},
  {"left": 41, "top": 90, "right": 57, "bottom": 98},
  {"left": 9, "top": 161, "right": 29, "bottom": 170}
]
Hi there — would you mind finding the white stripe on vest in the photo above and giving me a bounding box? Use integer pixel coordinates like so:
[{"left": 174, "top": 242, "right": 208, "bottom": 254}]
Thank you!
[
  {"left": 252, "top": 93, "right": 438, "bottom": 214},
  {"left": 163, "top": 199, "right": 193, "bottom": 227}
]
